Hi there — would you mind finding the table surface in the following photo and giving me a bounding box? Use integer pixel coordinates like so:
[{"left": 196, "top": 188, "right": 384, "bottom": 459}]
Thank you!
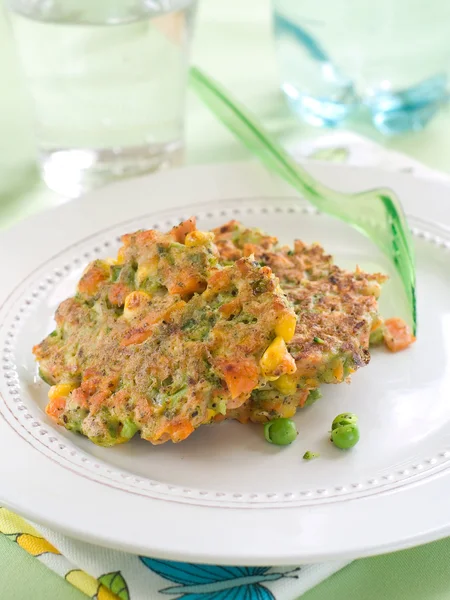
[{"left": 2, "top": 1, "right": 450, "bottom": 598}]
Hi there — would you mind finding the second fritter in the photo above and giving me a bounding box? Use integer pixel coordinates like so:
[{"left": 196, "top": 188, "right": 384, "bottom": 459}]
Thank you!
[{"left": 212, "top": 220, "right": 388, "bottom": 423}]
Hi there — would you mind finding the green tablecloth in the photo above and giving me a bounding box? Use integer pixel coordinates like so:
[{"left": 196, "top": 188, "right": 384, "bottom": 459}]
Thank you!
[{"left": 2, "top": 1, "right": 450, "bottom": 598}]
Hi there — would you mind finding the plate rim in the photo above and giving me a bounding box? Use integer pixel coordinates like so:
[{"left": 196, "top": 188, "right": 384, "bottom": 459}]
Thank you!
[
  {"left": 2, "top": 199, "right": 450, "bottom": 508},
  {"left": 1, "top": 160, "right": 450, "bottom": 564}
]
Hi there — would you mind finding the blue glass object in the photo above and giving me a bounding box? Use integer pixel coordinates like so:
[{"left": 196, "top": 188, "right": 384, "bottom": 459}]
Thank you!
[{"left": 272, "top": 0, "right": 450, "bottom": 133}]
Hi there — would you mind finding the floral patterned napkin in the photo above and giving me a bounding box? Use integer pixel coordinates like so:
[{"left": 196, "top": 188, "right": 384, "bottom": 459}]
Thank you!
[{"left": 0, "top": 508, "right": 348, "bottom": 600}]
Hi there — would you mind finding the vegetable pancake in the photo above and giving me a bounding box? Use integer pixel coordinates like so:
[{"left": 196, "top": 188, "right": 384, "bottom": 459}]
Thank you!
[
  {"left": 212, "top": 220, "right": 414, "bottom": 424},
  {"left": 33, "top": 219, "right": 297, "bottom": 446}
]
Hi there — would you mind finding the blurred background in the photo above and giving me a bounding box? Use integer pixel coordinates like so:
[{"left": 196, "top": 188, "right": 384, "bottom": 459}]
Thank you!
[{"left": 2, "top": 0, "right": 450, "bottom": 227}]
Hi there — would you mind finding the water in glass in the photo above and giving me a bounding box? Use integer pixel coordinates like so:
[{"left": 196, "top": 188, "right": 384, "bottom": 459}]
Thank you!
[{"left": 8, "top": 0, "right": 197, "bottom": 196}]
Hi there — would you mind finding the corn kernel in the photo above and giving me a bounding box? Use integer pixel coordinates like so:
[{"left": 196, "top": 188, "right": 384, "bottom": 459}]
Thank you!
[
  {"left": 48, "top": 383, "right": 76, "bottom": 400},
  {"left": 136, "top": 257, "right": 159, "bottom": 285},
  {"left": 361, "top": 281, "right": 381, "bottom": 298},
  {"left": 278, "top": 403, "right": 297, "bottom": 418},
  {"left": 99, "top": 260, "right": 113, "bottom": 273},
  {"left": 206, "top": 408, "right": 216, "bottom": 421},
  {"left": 275, "top": 312, "right": 297, "bottom": 342},
  {"left": 273, "top": 373, "right": 298, "bottom": 395},
  {"left": 116, "top": 247, "right": 126, "bottom": 265},
  {"left": 333, "top": 361, "right": 344, "bottom": 381},
  {"left": 123, "top": 291, "right": 152, "bottom": 320},
  {"left": 370, "top": 316, "right": 383, "bottom": 332},
  {"left": 260, "top": 336, "right": 296, "bottom": 380},
  {"left": 185, "top": 230, "right": 214, "bottom": 247}
]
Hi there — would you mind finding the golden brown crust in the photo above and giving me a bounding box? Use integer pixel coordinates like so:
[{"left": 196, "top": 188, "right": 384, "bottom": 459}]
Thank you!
[
  {"left": 212, "top": 221, "right": 387, "bottom": 422},
  {"left": 34, "top": 220, "right": 297, "bottom": 446}
]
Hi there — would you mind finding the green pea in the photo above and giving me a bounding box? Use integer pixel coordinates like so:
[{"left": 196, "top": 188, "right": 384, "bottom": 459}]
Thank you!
[
  {"left": 120, "top": 419, "right": 138, "bottom": 440},
  {"left": 304, "top": 388, "right": 322, "bottom": 407},
  {"left": 331, "top": 412, "right": 358, "bottom": 430},
  {"left": 38, "top": 367, "right": 53, "bottom": 386},
  {"left": 264, "top": 418, "right": 297, "bottom": 446},
  {"left": 110, "top": 265, "right": 122, "bottom": 282},
  {"left": 331, "top": 424, "right": 360, "bottom": 449}
]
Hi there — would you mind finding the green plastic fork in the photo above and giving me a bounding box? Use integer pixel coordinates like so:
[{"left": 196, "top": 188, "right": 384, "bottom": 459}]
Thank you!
[{"left": 189, "top": 66, "right": 417, "bottom": 334}]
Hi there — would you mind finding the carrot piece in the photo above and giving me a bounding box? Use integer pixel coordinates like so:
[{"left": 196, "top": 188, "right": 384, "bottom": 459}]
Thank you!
[
  {"left": 153, "top": 420, "right": 195, "bottom": 443},
  {"left": 384, "top": 318, "right": 416, "bottom": 352},
  {"left": 167, "top": 275, "right": 206, "bottom": 296},
  {"left": 77, "top": 263, "right": 108, "bottom": 296},
  {"left": 108, "top": 283, "right": 131, "bottom": 307},
  {"left": 298, "top": 390, "right": 310, "bottom": 408},
  {"left": 45, "top": 397, "right": 67, "bottom": 421},
  {"left": 206, "top": 269, "right": 231, "bottom": 293},
  {"left": 122, "top": 302, "right": 184, "bottom": 346},
  {"left": 121, "top": 323, "right": 153, "bottom": 346},
  {"left": 120, "top": 300, "right": 178, "bottom": 346},
  {"left": 120, "top": 232, "right": 133, "bottom": 247},
  {"left": 219, "top": 359, "right": 259, "bottom": 400},
  {"left": 71, "top": 388, "right": 89, "bottom": 410},
  {"left": 135, "top": 229, "right": 157, "bottom": 246},
  {"left": 170, "top": 218, "right": 197, "bottom": 243},
  {"left": 219, "top": 298, "right": 241, "bottom": 318},
  {"left": 243, "top": 243, "right": 259, "bottom": 257},
  {"left": 81, "top": 369, "right": 103, "bottom": 394},
  {"left": 168, "top": 421, "right": 195, "bottom": 442},
  {"left": 121, "top": 310, "right": 160, "bottom": 345}
]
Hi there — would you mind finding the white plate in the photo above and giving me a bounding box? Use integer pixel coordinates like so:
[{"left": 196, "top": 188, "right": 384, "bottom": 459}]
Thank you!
[{"left": 1, "top": 162, "right": 450, "bottom": 565}]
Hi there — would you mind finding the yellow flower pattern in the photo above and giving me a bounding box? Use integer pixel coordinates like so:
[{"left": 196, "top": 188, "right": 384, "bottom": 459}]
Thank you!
[
  {"left": 66, "top": 570, "right": 99, "bottom": 597},
  {"left": 0, "top": 508, "right": 129, "bottom": 599},
  {"left": 17, "top": 533, "right": 60, "bottom": 556}
]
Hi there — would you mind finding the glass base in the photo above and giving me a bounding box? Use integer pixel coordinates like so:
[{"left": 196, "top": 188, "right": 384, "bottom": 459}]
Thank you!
[
  {"left": 367, "top": 74, "right": 448, "bottom": 134},
  {"left": 39, "top": 141, "right": 183, "bottom": 198},
  {"left": 283, "top": 74, "right": 448, "bottom": 134}
]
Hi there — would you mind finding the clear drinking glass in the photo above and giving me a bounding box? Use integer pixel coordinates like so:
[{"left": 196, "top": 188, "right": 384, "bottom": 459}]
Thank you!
[
  {"left": 272, "top": 0, "right": 450, "bottom": 134},
  {"left": 7, "top": 0, "right": 197, "bottom": 196}
]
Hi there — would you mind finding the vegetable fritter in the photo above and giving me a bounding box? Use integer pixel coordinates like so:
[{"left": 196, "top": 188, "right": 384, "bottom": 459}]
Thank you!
[
  {"left": 33, "top": 219, "right": 297, "bottom": 446},
  {"left": 212, "top": 220, "right": 393, "bottom": 423}
]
